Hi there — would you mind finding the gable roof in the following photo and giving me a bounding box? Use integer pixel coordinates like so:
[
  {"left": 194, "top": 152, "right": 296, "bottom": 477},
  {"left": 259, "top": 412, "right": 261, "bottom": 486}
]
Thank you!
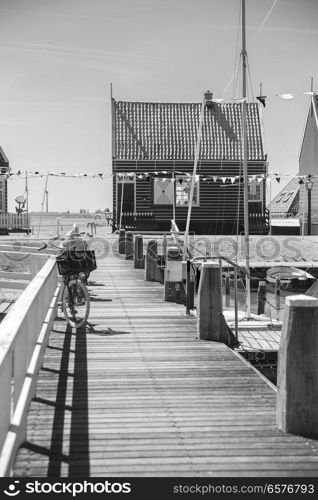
[
  {"left": 270, "top": 177, "right": 299, "bottom": 214},
  {"left": 113, "top": 100, "right": 265, "bottom": 161}
]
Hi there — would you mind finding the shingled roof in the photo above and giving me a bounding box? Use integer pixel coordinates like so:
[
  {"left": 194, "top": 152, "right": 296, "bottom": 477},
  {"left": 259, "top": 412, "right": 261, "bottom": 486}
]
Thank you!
[
  {"left": 113, "top": 100, "right": 265, "bottom": 161},
  {"left": 270, "top": 177, "right": 299, "bottom": 214}
]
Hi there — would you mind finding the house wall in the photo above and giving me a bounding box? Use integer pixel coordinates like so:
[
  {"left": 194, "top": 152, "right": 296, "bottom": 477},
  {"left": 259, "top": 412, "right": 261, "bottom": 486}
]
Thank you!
[
  {"left": 112, "top": 159, "right": 266, "bottom": 234},
  {"left": 299, "top": 99, "right": 318, "bottom": 233},
  {"left": 299, "top": 179, "right": 318, "bottom": 235},
  {"left": 0, "top": 169, "right": 8, "bottom": 213}
]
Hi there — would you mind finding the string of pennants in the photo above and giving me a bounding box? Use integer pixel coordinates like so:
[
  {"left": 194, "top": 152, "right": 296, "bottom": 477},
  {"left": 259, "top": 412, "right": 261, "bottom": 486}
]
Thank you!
[
  {"left": 1, "top": 169, "right": 316, "bottom": 185},
  {"left": 116, "top": 171, "right": 317, "bottom": 184},
  {"left": 0, "top": 169, "right": 111, "bottom": 179}
]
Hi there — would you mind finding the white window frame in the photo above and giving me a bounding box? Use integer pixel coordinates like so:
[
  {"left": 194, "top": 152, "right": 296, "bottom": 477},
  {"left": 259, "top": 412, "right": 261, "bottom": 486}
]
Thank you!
[
  {"left": 175, "top": 175, "right": 200, "bottom": 207},
  {"left": 116, "top": 174, "right": 136, "bottom": 213}
]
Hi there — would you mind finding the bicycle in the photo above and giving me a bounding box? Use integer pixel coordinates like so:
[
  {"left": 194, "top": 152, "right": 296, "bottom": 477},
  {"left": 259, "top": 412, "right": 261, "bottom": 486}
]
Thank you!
[{"left": 38, "top": 234, "right": 96, "bottom": 328}]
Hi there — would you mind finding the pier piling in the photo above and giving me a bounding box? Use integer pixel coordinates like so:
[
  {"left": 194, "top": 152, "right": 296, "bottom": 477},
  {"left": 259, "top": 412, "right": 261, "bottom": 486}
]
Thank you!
[
  {"left": 257, "top": 281, "right": 267, "bottom": 315},
  {"left": 198, "top": 261, "right": 222, "bottom": 341},
  {"left": 125, "top": 231, "right": 133, "bottom": 260},
  {"left": 145, "top": 240, "right": 161, "bottom": 282},
  {"left": 277, "top": 295, "right": 318, "bottom": 436},
  {"left": 134, "top": 234, "right": 144, "bottom": 269},
  {"left": 118, "top": 229, "right": 125, "bottom": 255}
]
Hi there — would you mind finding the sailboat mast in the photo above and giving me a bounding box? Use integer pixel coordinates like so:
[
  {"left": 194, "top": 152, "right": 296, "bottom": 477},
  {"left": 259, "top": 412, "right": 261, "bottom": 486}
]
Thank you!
[{"left": 241, "top": 0, "right": 251, "bottom": 318}]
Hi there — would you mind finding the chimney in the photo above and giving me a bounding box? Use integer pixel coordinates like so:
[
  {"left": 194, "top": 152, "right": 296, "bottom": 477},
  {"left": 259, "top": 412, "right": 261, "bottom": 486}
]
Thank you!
[{"left": 204, "top": 90, "right": 213, "bottom": 107}]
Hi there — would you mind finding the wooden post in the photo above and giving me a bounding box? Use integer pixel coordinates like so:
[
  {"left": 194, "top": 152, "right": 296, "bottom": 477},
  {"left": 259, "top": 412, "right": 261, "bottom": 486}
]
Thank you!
[
  {"left": 257, "top": 281, "right": 267, "bottom": 315},
  {"left": 197, "top": 261, "right": 222, "bottom": 341},
  {"left": 225, "top": 273, "right": 230, "bottom": 308},
  {"left": 56, "top": 217, "right": 61, "bottom": 236},
  {"left": 186, "top": 259, "right": 194, "bottom": 314},
  {"left": 277, "top": 295, "right": 318, "bottom": 436},
  {"left": 163, "top": 233, "right": 167, "bottom": 263},
  {"left": 234, "top": 267, "right": 238, "bottom": 340},
  {"left": 118, "top": 228, "right": 125, "bottom": 255},
  {"left": 134, "top": 234, "right": 144, "bottom": 269},
  {"left": 145, "top": 239, "right": 159, "bottom": 282},
  {"left": 275, "top": 276, "right": 280, "bottom": 321},
  {"left": 125, "top": 231, "right": 133, "bottom": 260}
]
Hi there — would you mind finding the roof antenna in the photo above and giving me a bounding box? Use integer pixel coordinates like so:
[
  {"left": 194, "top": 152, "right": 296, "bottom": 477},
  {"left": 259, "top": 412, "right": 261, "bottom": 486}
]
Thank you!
[{"left": 311, "top": 76, "right": 313, "bottom": 93}]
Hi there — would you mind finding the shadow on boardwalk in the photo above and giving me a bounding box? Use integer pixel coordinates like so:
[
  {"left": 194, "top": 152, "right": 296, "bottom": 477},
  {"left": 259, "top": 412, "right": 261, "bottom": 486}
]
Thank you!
[{"left": 19, "top": 325, "right": 90, "bottom": 476}]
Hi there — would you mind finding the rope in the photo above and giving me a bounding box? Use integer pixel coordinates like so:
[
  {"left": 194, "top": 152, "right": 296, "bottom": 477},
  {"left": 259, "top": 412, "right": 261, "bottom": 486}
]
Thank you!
[{"left": 264, "top": 297, "right": 286, "bottom": 311}]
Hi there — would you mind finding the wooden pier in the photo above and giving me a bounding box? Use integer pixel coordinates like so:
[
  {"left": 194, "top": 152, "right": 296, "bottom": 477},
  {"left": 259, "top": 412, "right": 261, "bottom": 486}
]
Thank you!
[{"left": 11, "top": 253, "right": 318, "bottom": 477}]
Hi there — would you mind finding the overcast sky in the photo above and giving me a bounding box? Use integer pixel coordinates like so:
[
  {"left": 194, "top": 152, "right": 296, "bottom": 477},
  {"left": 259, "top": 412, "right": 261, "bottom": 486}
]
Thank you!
[{"left": 0, "top": 0, "right": 317, "bottom": 212}]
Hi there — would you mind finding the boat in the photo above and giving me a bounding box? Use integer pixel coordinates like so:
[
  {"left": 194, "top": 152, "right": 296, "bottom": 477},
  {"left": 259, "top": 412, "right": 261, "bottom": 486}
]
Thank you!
[{"left": 266, "top": 266, "right": 316, "bottom": 290}]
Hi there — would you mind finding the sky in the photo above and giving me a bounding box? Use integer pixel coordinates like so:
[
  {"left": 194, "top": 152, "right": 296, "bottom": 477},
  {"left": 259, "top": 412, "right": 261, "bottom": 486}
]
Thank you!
[{"left": 0, "top": 0, "right": 318, "bottom": 213}]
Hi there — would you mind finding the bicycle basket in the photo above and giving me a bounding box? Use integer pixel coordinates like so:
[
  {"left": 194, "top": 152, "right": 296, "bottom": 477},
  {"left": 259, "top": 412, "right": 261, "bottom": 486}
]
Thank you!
[{"left": 56, "top": 250, "right": 97, "bottom": 276}]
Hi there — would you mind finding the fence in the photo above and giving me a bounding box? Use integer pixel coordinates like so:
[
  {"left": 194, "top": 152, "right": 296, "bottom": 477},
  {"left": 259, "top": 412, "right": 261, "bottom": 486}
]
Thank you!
[
  {"left": 118, "top": 212, "right": 155, "bottom": 232},
  {"left": 0, "top": 213, "right": 30, "bottom": 232}
]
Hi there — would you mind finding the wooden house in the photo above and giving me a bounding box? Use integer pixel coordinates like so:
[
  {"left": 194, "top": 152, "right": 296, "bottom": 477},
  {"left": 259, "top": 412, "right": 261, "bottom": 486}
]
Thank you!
[
  {"left": 299, "top": 93, "right": 318, "bottom": 235},
  {"left": 0, "top": 146, "right": 10, "bottom": 213},
  {"left": 111, "top": 94, "right": 268, "bottom": 234},
  {"left": 269, "top": 177, "right": 300, "bottom": 235}
]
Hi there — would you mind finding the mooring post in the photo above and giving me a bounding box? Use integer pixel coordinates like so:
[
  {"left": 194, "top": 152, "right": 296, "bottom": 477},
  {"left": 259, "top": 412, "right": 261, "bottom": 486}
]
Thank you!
[
  {"left": 257, "top": 280, "right": 267, "bottom": 315},
  {"left": 118, "top": 229, "right": 125, "bottom": 255},
  {"left": 277, "top": 295, "right": 318, "bottom": 436},
  {"left": 145, "top": 239, "right": 159, "bottom": 281},
  {"left": 197, "top": 261, "right": 222, "bottom": 341},
  {"left": 125, "top": 231, "right": 134, "bottom": 260},
  {"left": 134, "top": 234, "right": 144, "bottom": 269},
  {"left": 186, "top": 259, "right": 194, "bottom": 314}
]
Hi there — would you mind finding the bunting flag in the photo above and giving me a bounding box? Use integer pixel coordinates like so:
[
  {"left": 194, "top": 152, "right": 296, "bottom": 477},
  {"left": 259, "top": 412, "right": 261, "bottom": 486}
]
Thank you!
[{"left": 256, "top": 95, "right": 266, "bottom": 107}]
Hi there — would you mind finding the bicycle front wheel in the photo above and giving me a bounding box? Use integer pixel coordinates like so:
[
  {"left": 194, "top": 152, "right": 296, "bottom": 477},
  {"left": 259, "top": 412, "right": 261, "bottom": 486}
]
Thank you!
[{"left": 62, "top": 278, "right": 90, "bottom": 328}]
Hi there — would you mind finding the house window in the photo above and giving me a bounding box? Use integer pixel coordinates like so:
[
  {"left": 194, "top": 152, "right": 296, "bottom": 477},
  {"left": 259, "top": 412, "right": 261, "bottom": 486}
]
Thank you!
[
  {"left": 248, "top": 180, "right": 263, "bottom": 202},
  {"left": 175, "top": 175, "right": 200, "bottom": 207},
  {"left": 153, "top": 178, "right": 174, "bottom": 205},
  {"left": 116, "top": 174, "right": 135, "bottom": 212}
]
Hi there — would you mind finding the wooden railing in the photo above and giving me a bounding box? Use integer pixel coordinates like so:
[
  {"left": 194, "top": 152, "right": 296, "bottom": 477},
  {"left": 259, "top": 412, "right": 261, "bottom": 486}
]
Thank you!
[
  {"left": 0, "top": 257, "right": 60, "bottom": 476},
  {"left": 118, "top": 212, "right": 155, "bottom": 231}
]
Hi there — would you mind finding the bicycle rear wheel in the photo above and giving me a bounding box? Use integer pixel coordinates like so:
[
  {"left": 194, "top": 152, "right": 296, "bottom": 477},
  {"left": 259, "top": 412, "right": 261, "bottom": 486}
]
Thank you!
[{"left": 62, "top": 278, "right": 90, "bottom": 328}]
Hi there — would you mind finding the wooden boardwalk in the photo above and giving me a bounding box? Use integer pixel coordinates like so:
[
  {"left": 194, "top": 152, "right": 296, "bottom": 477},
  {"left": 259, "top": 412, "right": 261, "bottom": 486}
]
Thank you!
[{"left": 13, "top": 254, "right": 318, "bottom": 477}]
